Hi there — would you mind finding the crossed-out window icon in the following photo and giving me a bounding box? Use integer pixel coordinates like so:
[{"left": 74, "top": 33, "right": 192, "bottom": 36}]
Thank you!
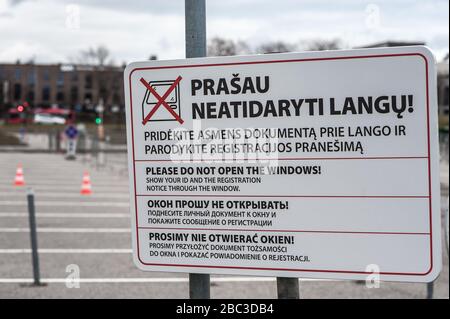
[{"left": 140, "top": 77, "right": 183, "bottom": 124}]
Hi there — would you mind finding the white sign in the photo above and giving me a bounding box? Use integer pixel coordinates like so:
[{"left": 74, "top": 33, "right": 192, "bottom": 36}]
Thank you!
[{"left": 124, "top": 46, "right": 441, "bottom": 282}]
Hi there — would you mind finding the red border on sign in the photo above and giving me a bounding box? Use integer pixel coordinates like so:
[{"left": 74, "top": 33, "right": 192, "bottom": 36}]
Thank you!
[{"left": 128, "top": 53, "right": 433, "bottom": 276}]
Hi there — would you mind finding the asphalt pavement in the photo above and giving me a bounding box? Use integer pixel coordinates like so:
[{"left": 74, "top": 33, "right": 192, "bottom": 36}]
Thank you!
[{"left": 0, "top": 152, "right": 448, "bottom": 299}]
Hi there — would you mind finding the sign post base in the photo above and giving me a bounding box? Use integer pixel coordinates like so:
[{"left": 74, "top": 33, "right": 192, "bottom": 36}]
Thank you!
[
  {"left": 277, "top": 277, "right": 300, "bottom": 299},
  {"left": 189, "top": 273, "right": 210, "bottom": 299}
]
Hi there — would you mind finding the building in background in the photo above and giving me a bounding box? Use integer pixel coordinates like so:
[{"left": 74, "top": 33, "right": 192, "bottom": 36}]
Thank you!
[
  {"left": 1, "top": 43, "right": 448, "bottom": 124},
  {"left": 437, "top": 56, "right": 449, "bottom": 118},
  {"left": 0, "top": 62, "right": 125, "bottom": 121}
]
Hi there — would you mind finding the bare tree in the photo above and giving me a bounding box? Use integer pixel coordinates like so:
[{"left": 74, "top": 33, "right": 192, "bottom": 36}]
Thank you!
[
  {"left": 257, "top": 41, "right": 296, "bottom": 54},
  {"left": 235, "top": 40, "right": 253, "bottom": 55},
  {"left": 208, "top": 37, "right": 237, "bottom": 56},
  {"left": 304, "top": 39, "right": 342, "bottom": 51},
  {"left": 95, "top": 46, "right": 110, "bottom": 65},
  {"left": 77, "top": 45, "right": 111, "bottom": 66}
]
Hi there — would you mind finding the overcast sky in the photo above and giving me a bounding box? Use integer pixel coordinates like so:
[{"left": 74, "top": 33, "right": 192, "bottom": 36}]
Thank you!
[{"left": 0, "top": 0, "right": 448, "bottom": 64}]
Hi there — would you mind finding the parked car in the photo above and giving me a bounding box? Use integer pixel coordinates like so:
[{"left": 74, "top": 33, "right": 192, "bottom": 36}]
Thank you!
[{"left": 33, "top": 108, "right": 75, "bottom": 125}]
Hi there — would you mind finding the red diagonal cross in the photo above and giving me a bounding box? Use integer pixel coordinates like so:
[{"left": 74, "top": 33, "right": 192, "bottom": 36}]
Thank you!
[{"left": 140, "top": 76, "right": 183, "bottom": 125}]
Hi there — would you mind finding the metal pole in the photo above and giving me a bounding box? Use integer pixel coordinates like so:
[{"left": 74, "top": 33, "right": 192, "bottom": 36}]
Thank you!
[
  {"left": 189, "top": 273, "right": 210, "bottom": 299},
  {"left": 56, "top": 129, "right": 61, "bottom": 152},
  {"left": 48, "top": 131, "right": 53, "bottom": 151},
  {"left": 27, "top": 188, "right": 42, "bottom": 286},
  {"left": 277, "top": 277, "right": 300, "bottom": 299},
  {"left": 185, "top": 0, "right": 210, "bottom": 299},
  {"left": 426, "top": 282, "right": 434, "bottom": 299},
  {"left": 185, "top": 0, "right": 206, "bottom": 58}
]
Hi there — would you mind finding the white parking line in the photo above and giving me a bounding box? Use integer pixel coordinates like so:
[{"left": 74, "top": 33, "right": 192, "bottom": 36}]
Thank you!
[
  {"left": 0, "top": 228, "right": 131, "bottom": 233},
  {"left": 0, "top": 201, "right": 129, "bottom": 207},
  {"left": 0, "top": 277, "right": 329, "bottom": 283},
  {"left": 0, "top": 248, "right": 132, "bottom": 253},
  {"left": 0, "top": 213, "right": 129, "bottom": 218}
]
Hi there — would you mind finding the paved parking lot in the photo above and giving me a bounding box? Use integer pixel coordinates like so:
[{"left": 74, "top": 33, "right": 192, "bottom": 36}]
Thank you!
[{"left": 0, "top": 152, "right": 448, "bottom": 299}]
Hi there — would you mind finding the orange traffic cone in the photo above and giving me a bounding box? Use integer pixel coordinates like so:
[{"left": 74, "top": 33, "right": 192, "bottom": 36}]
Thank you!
[
  {"left": 14, "top": 164, "right": 25, "bottom": 186},
  {"left": 80, "top": 171, "right": 92, "bottom": 195}
]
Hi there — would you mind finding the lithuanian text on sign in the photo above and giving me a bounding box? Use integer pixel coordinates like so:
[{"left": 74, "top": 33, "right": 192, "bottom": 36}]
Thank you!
[{"left": 124, "top": 47, "right": 442, "bottom": 282}]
